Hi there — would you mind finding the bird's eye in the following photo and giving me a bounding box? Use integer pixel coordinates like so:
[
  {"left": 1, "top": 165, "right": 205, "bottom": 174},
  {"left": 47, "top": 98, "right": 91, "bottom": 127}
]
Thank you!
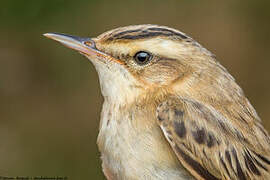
[{"left": 134, "top": 51, "right": 152, "bottom": 65}]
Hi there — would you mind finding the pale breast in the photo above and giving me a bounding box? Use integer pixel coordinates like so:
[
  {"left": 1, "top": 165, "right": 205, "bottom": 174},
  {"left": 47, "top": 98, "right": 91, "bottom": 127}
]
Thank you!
[{"left": 97, "top": 101, "right": 193, "bottom": 180}]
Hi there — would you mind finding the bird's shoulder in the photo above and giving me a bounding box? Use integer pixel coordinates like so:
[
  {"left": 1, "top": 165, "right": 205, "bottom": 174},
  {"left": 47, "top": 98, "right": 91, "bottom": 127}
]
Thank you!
[{"left": 156, "top": 96, "right": 270, "bottom": 180}]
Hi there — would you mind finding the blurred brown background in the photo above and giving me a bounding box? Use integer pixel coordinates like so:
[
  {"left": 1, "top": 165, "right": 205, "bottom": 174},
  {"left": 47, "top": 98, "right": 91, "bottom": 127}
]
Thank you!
[{"left": 0, "top": 0, "right": 269, "bottom": 179}]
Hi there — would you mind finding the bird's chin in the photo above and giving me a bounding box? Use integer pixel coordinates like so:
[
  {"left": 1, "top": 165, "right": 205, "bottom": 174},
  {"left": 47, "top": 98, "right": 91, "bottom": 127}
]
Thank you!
[
  {"left": 87, "top": 59, "right": 142, "bottom": 105},
  {"left": 83, "top": 53, "right": 107, "bottom": 65}
]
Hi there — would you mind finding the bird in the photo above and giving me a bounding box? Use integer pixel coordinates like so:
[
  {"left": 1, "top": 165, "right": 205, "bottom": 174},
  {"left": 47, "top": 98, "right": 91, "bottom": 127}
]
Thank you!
[{"left": 44, "top": 24, "right": 270, "bottom": 180}]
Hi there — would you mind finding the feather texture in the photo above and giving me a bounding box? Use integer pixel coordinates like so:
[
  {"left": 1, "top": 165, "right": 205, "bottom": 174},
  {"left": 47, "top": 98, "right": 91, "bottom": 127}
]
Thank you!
[{"left": 157, "top": 97, "right": 270, "bottom": 180}]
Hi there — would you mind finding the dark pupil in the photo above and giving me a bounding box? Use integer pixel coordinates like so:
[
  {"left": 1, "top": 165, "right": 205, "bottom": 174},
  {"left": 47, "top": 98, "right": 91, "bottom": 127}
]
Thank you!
[{"left": 135, "top": 52, "right": 150, "bottom": 64}]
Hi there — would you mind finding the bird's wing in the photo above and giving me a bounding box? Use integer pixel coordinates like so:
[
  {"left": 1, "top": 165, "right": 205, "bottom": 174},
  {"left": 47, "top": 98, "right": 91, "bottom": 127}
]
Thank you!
[{"left": 156, "top": 97, "right": 270, "bottom": 180}]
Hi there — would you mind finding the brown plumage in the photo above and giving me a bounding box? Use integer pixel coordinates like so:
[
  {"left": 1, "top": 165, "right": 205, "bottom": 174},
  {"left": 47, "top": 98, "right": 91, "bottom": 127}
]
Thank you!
[{"left": 44, "top": 24, "right": 270, "bottom": 180}]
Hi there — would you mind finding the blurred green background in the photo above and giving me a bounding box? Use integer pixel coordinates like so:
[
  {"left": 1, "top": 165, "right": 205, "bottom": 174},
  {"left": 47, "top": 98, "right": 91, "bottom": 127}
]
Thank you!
[{"left": 0, "top": 0, "right": 269, "bottom": 179}]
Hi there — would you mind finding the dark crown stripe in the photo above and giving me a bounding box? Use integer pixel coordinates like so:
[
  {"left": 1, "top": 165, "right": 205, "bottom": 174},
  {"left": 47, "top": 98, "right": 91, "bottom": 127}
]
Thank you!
[
  {"left": 147, "top": 27, "right": 188, "bottom": 39},
  {"left": 108, "top": 27, "right": 188, "bottom": 41},
  {"left": 112, "top": 29, "right": 142, "bottom": 39},
  {"left": 119, "top": 32, "right": 172, "bottom": 40}
]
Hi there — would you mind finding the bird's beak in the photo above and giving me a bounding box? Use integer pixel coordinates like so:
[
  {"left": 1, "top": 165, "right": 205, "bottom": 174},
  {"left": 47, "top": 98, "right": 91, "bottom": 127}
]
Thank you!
[{"left": 43, "top": 33, "right": 123, "bottom": 64}]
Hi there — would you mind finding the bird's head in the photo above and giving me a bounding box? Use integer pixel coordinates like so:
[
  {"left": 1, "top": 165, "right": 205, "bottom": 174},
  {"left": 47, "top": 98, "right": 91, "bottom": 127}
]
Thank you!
[{"left": 44, "top": 25, "right": 216, "bottom": 104}]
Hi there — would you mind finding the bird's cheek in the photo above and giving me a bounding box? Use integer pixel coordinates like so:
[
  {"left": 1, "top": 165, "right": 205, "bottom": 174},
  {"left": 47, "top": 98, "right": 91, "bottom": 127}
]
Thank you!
[
  {"left": 139, "top": 74, "right": 175, "bottom": 87},
  {"left": 141, "top": 67, "right": 179, "bottom": 86}
]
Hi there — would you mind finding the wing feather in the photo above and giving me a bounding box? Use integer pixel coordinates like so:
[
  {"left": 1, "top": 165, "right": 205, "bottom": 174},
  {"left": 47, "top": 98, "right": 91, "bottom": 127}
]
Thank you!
[{"left": 156, "top": 97, "right": 270, "bottom": 180}]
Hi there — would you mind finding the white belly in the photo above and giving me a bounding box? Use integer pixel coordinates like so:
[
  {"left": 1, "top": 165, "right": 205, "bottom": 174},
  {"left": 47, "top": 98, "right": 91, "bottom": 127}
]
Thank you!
[{"left": 97, "top": 101, "right": 193, "bottom": 180}]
